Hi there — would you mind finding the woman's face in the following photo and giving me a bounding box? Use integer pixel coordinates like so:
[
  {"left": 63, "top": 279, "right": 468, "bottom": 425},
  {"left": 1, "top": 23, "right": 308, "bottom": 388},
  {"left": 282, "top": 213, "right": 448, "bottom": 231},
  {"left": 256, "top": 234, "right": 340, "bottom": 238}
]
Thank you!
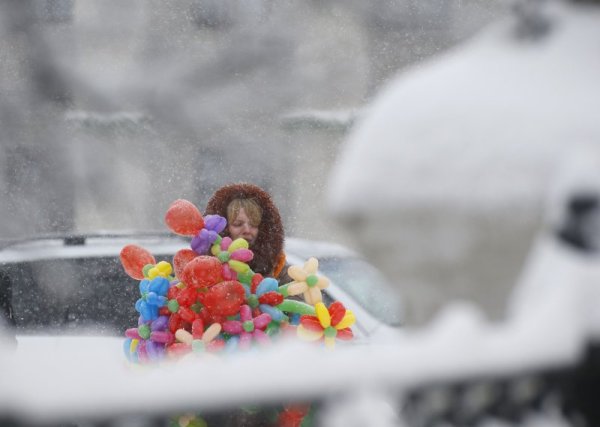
[{"left": 228, "top": 207, "right": 259, "bottom": 245}]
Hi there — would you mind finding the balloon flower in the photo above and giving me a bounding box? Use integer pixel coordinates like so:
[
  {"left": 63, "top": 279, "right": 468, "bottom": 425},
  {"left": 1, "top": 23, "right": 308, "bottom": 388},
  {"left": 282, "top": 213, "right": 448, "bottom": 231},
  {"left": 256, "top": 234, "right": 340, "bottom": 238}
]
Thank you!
[
  {"left": 190, "top": 214, "right": 227, "bottom": 255},
  {"left": 211, "top": 237, "right": 253, "bottom": 280},
  {"left": 168, "top": 318, "right": 224, "bottom": 357},
  {"left": 125, "top": 315, "right": 173, "bottom": 363},
  {"left": 245, "top": 277, "right": 286, "bottom": 321},
  {"left": 281, "top": 257, "right": 329, "bottom": 306},
  {"left": 297, "top": 301, "right": 355, "bottom": 349},
  {"left": 135, "top": 276, "right": 171, "bottom": 321},
  {"left": 222, "top": 305, "right": 271, "bottom": 351}
]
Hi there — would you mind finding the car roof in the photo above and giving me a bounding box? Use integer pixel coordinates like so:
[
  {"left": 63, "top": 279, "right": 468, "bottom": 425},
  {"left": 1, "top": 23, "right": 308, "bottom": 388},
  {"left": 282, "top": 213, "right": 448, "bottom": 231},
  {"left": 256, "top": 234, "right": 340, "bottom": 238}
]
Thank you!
[
  {"left": 284, "top": 236, "right": 358, "bottom": 259},
  {"left": 0, "top": 232, "right": 188, "bottom": 263},
  {"left": 0, "top": 232, "right": 358, "bottom": 263}
]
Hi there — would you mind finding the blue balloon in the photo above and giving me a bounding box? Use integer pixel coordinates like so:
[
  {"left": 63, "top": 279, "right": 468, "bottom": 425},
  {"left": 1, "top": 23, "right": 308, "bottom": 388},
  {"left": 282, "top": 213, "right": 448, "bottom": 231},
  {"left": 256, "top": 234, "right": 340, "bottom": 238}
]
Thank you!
[
  {"left": 149, "top": 277, "right": 169, "bottom": 295},
  {"left": 256, "top": 278, "right": 278, "bottom": 296},
  {"left": 259, "top": 304, "right": 285, "bottom": 322}
]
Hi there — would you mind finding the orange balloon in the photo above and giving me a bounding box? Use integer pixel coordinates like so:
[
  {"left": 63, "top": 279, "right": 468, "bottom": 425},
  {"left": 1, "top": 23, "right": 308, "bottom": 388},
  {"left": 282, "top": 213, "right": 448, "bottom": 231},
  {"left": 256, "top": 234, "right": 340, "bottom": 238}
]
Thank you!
[
  {"left": 120, "top": 244, "right": 156, "bottom": 280},
  {"left": 164, "top": 199, "right": 205, "bottom": 236},
  {"left": 180, "top": 256, "right": 223, "bottom": 289},
  {"left": 173, "top": 249, "right": 198, "bottom": 279}
]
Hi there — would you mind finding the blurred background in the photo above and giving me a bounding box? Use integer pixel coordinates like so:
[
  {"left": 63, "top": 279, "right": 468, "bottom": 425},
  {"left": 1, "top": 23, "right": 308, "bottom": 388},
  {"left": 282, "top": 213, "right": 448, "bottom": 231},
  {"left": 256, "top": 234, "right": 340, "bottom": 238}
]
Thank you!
[
  {"left": 0, "top": 0, "right": 506, "bottom": 241},
  {"left": 14, "top": 0, "right": 600, "bottom": 332}
]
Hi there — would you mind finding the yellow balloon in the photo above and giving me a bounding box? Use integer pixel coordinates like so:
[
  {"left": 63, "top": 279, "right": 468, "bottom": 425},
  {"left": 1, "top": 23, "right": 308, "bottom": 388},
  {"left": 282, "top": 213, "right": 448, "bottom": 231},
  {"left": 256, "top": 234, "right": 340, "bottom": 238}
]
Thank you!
[
  {"left": 315, "top": 302, "right": 331, "bottom": 328},
  {"left": 129, "top": 338, "right": 139, "bottom": 354},
  {"left": 156, "top": 261, "right": 173, "bottom": 276},
  {"left": 229, "top": 260, "right": 249, "bottom": 273},
  {"left": 229, "top": 238, "right": 249, "bottom": 252},
  {"left": 335, "top": 310, "right": 356, "bottom": 330}
]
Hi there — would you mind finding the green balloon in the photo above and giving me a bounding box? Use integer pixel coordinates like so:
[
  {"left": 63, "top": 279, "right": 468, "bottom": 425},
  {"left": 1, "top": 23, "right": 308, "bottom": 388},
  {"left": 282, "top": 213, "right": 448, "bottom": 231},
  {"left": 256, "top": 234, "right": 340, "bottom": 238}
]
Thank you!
[
  {"left": 277, "top": 300, "right": 316, "bottom": 315},
  {"left": 167, "top": 299, "right": 179, "bottom": 313},
  {"left": 142, "top": 264, "right": 154, "bottom": 277},
  {"left": 138, "top": 324, "right": 151, "bottom": 340},
  {"left": 277, "top": 283, "right": 290, "bottom": 297}
]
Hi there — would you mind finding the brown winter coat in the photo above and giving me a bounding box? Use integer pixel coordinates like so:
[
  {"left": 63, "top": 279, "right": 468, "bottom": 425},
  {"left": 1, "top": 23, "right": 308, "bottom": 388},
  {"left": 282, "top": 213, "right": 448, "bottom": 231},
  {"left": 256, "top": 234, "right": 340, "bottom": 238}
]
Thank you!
[{"left": 205, "top": 183, "right": 288, "bottom": 279}]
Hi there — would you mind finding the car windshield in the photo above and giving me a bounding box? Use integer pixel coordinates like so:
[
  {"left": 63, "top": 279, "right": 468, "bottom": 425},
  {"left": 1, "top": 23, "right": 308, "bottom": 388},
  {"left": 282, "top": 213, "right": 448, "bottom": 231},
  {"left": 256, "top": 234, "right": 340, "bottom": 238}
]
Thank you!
[{"left": 318, "top": 257, "right": 403, "bottom": 326}]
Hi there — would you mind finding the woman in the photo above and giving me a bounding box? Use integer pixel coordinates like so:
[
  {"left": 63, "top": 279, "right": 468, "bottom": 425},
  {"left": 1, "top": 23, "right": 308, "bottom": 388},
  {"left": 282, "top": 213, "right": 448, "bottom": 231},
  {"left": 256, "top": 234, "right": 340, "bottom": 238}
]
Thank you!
[{"left": 204, "top": 183, "right": 289, "bottom": 281}]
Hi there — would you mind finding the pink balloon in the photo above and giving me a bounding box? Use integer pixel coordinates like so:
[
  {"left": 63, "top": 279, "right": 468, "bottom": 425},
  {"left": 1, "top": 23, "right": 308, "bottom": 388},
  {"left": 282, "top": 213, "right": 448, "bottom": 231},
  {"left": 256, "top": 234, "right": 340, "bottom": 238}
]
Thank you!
[
  {"left": 230, "top": 249, "right": 253, "bottom": 262},
  {"left": 253, "top": 313, "right": 272, "bottom": 330}
]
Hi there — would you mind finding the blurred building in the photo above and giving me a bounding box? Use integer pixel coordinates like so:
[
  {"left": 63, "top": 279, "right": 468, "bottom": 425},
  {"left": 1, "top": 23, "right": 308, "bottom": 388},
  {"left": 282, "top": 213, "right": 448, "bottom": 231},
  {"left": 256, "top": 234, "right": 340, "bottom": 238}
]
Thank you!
[{"left": 0, "top": 0, "right": 506, "bottom": 242}]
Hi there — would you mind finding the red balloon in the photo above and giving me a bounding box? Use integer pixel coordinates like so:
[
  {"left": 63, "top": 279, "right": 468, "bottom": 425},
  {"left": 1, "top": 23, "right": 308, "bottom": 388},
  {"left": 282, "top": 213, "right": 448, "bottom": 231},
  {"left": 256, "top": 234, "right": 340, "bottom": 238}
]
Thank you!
[
  {"left": 120, "top": 244, "right": 156, "bottom": 280},
  {"left": 250, "top": 273, "right": 264, "bottom": 294},
  {"left": 179, "top": 306, "right": 197, "bottom": 323},
  {"left": 166, "top": 342, "right": 190, "bottom": 357},
  {"left": 165, "top": 199, "right": 205, "bottom": 236},
  {"left": 336, "top": 328, "right": 354, "bottom": 341},
  {"left": 202, "top": 281, "right": 245, "bottom": 316},
  {"left": 168, "top": 312, "right": 183, "bottom": 334},
  {"left": 191, "top": 318, "right": 205, "bottom": 339},
  {"left": 176, "top": 286, "right": 198, "bottom": 307},
  {"left": 300, "top": 316, "right": 323, "bottom": 332},
  {"left": 180, "top": 256, "right": 223, "bottom": 289},
  {"left": 259, "top": 291, "right": 284, "bottom": 306},
  {"left": 173, "top": 249, "right": 198, "bottom": 279},
  {"left": 329, "top": 301, "right": 346, "bottom": 327},
  {"left": 167, "top": 285, "right": 181, "bottom": 300}
]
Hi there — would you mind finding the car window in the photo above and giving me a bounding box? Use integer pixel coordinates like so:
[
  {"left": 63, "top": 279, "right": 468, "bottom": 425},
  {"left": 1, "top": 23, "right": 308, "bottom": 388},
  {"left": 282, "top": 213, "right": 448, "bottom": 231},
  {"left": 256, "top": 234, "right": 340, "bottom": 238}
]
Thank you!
[
  {"left": 317, "top": 257, "right": 403, "bottom": 326},
  {"left": 4, "top": 256, "right": 144, "bottom": 335}
]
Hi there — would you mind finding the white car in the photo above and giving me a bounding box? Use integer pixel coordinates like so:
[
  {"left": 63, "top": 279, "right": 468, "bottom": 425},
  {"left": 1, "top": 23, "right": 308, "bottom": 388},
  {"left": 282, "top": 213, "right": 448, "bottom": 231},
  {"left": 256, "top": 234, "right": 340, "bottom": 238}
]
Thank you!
[{"left": 0, "top": 232, "right": 402, "bottom": 343}]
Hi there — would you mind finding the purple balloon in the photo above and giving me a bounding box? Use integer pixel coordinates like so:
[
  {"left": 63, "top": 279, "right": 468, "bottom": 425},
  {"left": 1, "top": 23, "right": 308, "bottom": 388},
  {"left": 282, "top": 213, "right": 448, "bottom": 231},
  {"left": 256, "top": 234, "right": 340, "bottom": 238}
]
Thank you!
[
  {"left": 204, "top": 215, "right": 227, "bottom": 233},
  {"left": 151, "top": 315, "right": 168, "bottom": 331},
  {"left": 190, "top": 214, "right": 227, "bottom": 254}
]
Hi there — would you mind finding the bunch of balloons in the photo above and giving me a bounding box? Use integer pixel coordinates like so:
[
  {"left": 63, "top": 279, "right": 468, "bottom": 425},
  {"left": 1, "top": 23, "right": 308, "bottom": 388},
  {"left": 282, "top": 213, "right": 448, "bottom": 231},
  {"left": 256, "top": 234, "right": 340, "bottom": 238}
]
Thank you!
[
  {"left": 119, "top": 199, "right": 357, "bottom": 423},
  {"left": 120, "top": 199, "right": 356, "bottom": 361}
]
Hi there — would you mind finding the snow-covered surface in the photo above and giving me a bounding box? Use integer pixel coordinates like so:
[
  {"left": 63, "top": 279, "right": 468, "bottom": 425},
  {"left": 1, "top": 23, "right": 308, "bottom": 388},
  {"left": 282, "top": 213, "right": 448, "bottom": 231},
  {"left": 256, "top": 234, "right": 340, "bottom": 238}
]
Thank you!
[
  {"left": 0, "top": 258, "right": 594, "bottom": 424},
  {"left": 328, "top": 1, "right": 600, "bottom": 215}
]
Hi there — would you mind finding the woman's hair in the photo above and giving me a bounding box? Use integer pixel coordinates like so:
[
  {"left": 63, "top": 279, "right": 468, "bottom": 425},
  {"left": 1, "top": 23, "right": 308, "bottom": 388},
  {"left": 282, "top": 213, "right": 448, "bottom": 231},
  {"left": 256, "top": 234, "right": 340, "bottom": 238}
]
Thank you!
[{"left": 226, "top": 198, "right": 262, "bottom": 227}]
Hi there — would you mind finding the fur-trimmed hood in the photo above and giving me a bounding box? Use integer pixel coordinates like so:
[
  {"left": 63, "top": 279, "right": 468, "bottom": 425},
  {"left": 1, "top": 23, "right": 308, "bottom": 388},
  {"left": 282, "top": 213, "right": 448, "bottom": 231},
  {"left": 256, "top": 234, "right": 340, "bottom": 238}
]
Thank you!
[{"left": 204, "top": 183, "right": 284, "bottom": 276}]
